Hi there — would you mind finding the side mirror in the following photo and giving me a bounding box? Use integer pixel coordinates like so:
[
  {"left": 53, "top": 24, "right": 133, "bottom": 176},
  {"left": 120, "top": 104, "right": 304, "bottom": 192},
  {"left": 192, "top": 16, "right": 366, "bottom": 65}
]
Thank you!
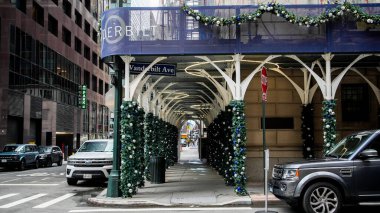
[{"left": 359, "top": 149, "right": 378, "bottom": 159}]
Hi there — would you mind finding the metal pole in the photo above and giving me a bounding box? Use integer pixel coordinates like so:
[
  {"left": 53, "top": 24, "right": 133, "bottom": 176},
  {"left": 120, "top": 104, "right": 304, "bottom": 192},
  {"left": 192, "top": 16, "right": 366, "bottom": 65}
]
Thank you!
[
  {"left": 262, "top": 99, "right": 266, "bottom": 191},
  {"left": 107, "top": 64, "right": 122, "bottom": 197}
]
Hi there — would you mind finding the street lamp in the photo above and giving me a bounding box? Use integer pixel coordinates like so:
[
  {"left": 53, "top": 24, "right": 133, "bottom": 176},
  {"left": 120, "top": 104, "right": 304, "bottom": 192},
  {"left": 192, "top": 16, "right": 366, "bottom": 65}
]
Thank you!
[{"left": 105, "top": 56, "right": 123, "bottom": 197}]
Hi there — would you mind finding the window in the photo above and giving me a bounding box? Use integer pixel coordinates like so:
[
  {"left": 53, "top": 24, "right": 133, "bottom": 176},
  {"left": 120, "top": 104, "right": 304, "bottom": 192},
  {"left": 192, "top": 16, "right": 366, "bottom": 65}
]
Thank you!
[
  {"left": 83, "top": 45, "right": 90, "bottom": 60},
  {"left": 92, "top": 52, "right": 98, "bottom": 66},
  {"left": 62, "top": 0, "right": 72, "bottom": 18},
  {"left": 84, "top": 21, "right": 91, "bottom": 36},
  {"left": 85, "top": 0, "right": 91, "bottom": 12},
  {"left": 13, "top": 0, "right": 26, "bottom": 13},
  {"left": 105, "top": 83, "right": 109, "bottom": 94},
  {"left": 75, "top": 10, "right": 82, "bottom": 28},
  {"left": 92, "top": 75, "right": 97, "bottom": 92},
  {"left": 51, "top": 0, "right": 58, "bottom": 5},
  {"left": 342, "top": 84, "right": 369, "bottom": 122},
  {"left": 84, "top": 70, "right": 90, "bottom": 87},
  {"left": 92, "top": 28, "right": 98, "bottom": 43},
  {"left": 75, "top": 37, "right": 82, "bottom": 54},
  {"left": 99, "top": 57, "right": 103, "bottom": 70},
  {"left": 261, "top": 117, "right": 294, "bottom": 129},
  {"left": 48, "top": 15, "right": 58, "bottom": 36},
  {"left": 91, "top": 102, "right": 97, "bottom": 133},
  {"left": 62, "top": 26, "right": 71, "bottom": 46},
  {"left": 98, "top": 79, "right": 103, "bottom": 95},
  {"left": 33, "top": 1, "right": 44, "bottom": 26},
  {"left": 8, "top": 25, "right": 80, "bottom": 106}
]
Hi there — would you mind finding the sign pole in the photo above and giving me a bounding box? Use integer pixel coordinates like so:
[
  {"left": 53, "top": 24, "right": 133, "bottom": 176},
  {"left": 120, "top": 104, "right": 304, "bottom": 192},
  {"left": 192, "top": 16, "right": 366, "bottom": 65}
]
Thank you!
[{"left": 256, "top": 67, "right": 277, "bottom": 213}]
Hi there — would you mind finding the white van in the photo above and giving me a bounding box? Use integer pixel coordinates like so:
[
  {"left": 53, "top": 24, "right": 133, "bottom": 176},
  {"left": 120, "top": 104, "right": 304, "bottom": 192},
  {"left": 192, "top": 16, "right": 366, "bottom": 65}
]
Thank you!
[{"left": 66, "top": 139, "right": 113, "bottom": 185}]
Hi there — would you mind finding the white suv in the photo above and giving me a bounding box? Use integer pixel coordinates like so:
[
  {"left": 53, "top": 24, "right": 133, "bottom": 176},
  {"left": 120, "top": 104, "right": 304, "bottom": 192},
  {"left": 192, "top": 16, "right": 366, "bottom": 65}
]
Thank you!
[{"left": 66, "top": 139, "right": 113, "bottom": 185}]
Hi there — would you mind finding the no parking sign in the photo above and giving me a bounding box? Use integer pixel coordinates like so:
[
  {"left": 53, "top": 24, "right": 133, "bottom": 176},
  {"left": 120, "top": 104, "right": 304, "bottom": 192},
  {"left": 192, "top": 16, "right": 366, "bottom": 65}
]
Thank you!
[{"left": 261, "top": 66, "right": 268, "bottom": 102}]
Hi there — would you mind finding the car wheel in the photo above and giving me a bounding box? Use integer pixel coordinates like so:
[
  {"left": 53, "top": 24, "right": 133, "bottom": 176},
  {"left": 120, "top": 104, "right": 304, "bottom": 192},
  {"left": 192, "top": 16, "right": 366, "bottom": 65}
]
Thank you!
[
  {"left": 19, "top": 160, "right": 25, "bottom": 171},
  {"left": 57, "top": 158, "right": 63, "bottom": 166},
  {"left": 302, "top": 182, "right": 342, "bottom": 213},
  {"left": 67, "top": 178, "right": 77, "bottom": 186},
  {"left": 34, "top": 159, "right": 39, "bottom": 169},
  {"left": 47, "top": 159, "right": 53, "bottom": 167}
]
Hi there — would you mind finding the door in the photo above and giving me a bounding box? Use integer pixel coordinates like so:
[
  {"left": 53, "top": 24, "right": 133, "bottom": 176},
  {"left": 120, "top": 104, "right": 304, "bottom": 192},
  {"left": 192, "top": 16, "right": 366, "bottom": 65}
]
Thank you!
[
  {"left": 24, "top": 145, "right": 33, "bottom": 165},
  {"left": 52, "top": 147, "right": 60, "bottom": 163},
  {"left": 353, "top": 134, "right": 380, "bottom": 202}
]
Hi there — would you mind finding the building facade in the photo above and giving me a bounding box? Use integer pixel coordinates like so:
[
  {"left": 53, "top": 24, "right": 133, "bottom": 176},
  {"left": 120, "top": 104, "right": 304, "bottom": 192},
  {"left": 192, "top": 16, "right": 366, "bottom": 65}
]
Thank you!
[
  {"left": 100, "top": 0, "right": 380, "bottom": 182},
  {"left": 0, "top": 0, "right": 111, "bottom": 153}
]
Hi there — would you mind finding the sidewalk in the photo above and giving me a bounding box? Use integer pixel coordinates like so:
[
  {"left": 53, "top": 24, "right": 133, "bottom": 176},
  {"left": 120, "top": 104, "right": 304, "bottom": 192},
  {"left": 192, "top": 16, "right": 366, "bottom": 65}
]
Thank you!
[{"left": 89, "top": 147, "right": 282, "bottom": 207}]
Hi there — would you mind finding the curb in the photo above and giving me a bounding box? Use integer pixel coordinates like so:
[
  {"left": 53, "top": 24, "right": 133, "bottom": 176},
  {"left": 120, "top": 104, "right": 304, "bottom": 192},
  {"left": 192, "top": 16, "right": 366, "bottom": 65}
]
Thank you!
[{"left": 88, "top": 189, "right": 253, "bottom": 207}]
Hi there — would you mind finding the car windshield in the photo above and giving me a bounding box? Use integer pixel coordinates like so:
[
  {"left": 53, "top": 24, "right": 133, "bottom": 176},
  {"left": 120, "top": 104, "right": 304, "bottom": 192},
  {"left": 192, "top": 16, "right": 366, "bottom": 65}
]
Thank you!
[
  {"left": 38, "top": 147, "right": 52, "bottom": 153},
  {"left": 3, "top": 145, "right": 19, "bottom": 152},
  {"left": 325, "top": 132, "right": 372, "bottom": 159},
  {"left": 77, "top": 141, "right": 113, "bottom": 152}
]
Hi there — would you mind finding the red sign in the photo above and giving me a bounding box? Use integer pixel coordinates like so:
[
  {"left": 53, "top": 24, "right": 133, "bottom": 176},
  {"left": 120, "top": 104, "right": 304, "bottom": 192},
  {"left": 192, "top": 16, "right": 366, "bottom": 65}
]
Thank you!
[{"left": 261, "top": 66, "right": 268, "bottom": 101}]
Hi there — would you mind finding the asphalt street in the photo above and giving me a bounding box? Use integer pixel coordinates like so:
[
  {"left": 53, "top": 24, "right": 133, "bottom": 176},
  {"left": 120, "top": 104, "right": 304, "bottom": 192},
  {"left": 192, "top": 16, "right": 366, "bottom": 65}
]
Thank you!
[{"left": 0, "top": 163, "right": 379, "bottom": 213}]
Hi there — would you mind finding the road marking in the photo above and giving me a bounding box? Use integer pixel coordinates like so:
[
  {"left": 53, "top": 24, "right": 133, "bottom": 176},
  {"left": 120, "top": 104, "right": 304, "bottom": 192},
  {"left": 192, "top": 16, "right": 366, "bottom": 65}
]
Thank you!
[
  {"left": 0, "top": 178, "right": 21, "bottom": 183},
  {"left": 0, "top": 184, "right": 59, "bottom": 186},
  {"left": 16, "top": 172, "right": 63, "bottom": 177},
  {"left": 0, "top": 193, "right": 47, "bottom": 208},
  {"left": 41, "top": 177, "right": 50, "bottom": 181},
  {"left": 69, "top": 207, "right": 253, "bottom": 212},
  {"left": 33, "top": 193, "right": 76, "bottom": 208},
  {"left": 0, "top": 194, "right": 19, "bottom": 200}
]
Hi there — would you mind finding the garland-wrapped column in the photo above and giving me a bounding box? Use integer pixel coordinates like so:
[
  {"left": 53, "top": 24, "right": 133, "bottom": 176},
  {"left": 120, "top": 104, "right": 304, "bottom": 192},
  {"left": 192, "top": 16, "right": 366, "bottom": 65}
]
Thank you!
[
  {"left": 301, "top": 104, "right": 315, "bottom": 159},
  {"left": 231, "top": 100, "right": 248, "bottom": 196},
  {"left": 137, "top": 108, "right": 145, "bottom": 188},
  {"left": 144, "top": 113, "right": 154, "bottom": 181},
  {"left": 322, "top": 100, "right": 336, "bottom": 155},
  {"left": 120, "top": 101, "right": 141, "bottom": 198}
]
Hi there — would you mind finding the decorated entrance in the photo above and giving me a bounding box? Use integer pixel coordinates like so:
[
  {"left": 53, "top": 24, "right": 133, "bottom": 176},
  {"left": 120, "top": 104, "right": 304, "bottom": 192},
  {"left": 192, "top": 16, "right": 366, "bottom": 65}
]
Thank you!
[{"left": 100, "top": 2, "right": 380, "bottom": 198}]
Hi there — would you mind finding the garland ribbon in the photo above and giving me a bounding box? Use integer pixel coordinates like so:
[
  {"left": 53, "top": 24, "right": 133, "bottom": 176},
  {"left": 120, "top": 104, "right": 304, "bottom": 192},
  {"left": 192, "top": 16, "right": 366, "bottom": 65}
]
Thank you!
[{"left": 182, "top": 2, "right": 380, "bottom": 27}]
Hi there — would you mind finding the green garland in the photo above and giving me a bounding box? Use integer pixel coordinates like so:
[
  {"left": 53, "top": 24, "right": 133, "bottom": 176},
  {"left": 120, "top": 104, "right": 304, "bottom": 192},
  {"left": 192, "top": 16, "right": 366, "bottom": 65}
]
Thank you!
[
  {"left": 301, "top": 104, "right": 315, "bottom": 159},
  {"left": 182, "top": 2, "right": 380, "bottom": 27},
  {"left": 137, "top": 108, "right": 145, "bottom": 188},
  {"left": 231, "top": 100, "right": 248, "bottom": 196},
  {"left": 120, "top": 101, "right": 141, "bottom": 198},
  {"left": 223, "top": 106, "right": 234, "bottom": 186},
  {"left": 322, "top": 100, "right": 337, "bottom": 155},
  {"left": 144, "top": 113, "right": 154, "bottom": 181}
]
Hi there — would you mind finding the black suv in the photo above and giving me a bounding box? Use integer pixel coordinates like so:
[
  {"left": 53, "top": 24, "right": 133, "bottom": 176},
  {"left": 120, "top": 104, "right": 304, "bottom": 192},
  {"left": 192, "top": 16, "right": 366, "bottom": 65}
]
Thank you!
[
  {"left": 0, "top": 144, "right": 40, "bottom": 170},
  {"left": 38, "top": 146, "right": 63, "bottom": 167},
  {"left": 270, "top": 130, "right": 380, "bottom": 213}
]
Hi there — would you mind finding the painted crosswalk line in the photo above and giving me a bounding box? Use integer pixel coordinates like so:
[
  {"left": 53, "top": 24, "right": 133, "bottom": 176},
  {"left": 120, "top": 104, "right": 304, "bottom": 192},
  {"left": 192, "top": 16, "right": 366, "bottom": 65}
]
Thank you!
[
  {"left": 0, "top": 193, "right": 47, "bottom": 208},
  {"left": 0, "top": 193, "right": 19, "bottom": 201},
  {"left": 33, "top": 193, "right": 76, "bottom": 208}
]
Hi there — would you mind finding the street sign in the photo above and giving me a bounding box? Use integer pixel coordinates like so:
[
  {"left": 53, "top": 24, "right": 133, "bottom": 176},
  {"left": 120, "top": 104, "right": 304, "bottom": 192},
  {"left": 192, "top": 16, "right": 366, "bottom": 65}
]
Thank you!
[
  {"left": 130, "top": 62, "right": 176, "bottom": 76},
  {"left": 261, "top": 66, "right": 268, "bottom": 102},
  {"left": 78, "top": 85, "right": 87, "bottom": 109}
]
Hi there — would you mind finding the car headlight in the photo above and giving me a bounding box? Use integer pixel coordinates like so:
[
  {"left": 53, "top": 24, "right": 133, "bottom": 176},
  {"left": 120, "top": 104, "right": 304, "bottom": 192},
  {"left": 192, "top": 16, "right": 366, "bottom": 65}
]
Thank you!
[
  {"left": 67, "top": 160, "right": 74, "bottom": 165},
  {"left": 40, "top": 154, "right": 47, "bottom": 159},
  {"left": 282, "top": 169, "right": 299, "bottom": 180}
]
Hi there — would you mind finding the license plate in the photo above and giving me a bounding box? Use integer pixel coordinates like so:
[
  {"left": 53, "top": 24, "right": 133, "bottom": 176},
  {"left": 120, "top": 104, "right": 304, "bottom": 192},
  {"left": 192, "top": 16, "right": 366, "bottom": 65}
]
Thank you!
[
  {"left": 1, "top": 159, "right": 6, "bottom": 163},
  {"left": 83, "top": 174, "right": 92, "bottom": 179}
]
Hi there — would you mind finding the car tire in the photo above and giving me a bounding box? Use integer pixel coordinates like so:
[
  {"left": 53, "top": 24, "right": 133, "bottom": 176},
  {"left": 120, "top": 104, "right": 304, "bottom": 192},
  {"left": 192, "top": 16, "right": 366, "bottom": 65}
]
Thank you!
[
  {"left": 19, "top": 160, "right": 25, "bottom": 171},
  {"left": 57, "top": 158, "right": 63, "bottom": 166},
  {"left": 302, "top": 182, "right": 342, "bottom": 213},
  {"left": 67, "top": 178, "right": 77, "bottom": 186},
  {"left": 34, "top": 159, "right": 39, "bottom": 169}
]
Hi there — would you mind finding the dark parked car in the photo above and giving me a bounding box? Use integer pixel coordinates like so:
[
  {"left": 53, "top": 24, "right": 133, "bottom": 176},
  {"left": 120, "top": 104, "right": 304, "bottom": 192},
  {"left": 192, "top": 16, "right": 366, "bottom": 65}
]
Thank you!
[
  {"left": 38, "top": 146, "right": 63, "bottom": 167},
  {"left": 0, "top": 144, "right": 40, "bottom": 170},
  {"left": 270, "top": 130, "right": 380, "bottom": 213}
]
